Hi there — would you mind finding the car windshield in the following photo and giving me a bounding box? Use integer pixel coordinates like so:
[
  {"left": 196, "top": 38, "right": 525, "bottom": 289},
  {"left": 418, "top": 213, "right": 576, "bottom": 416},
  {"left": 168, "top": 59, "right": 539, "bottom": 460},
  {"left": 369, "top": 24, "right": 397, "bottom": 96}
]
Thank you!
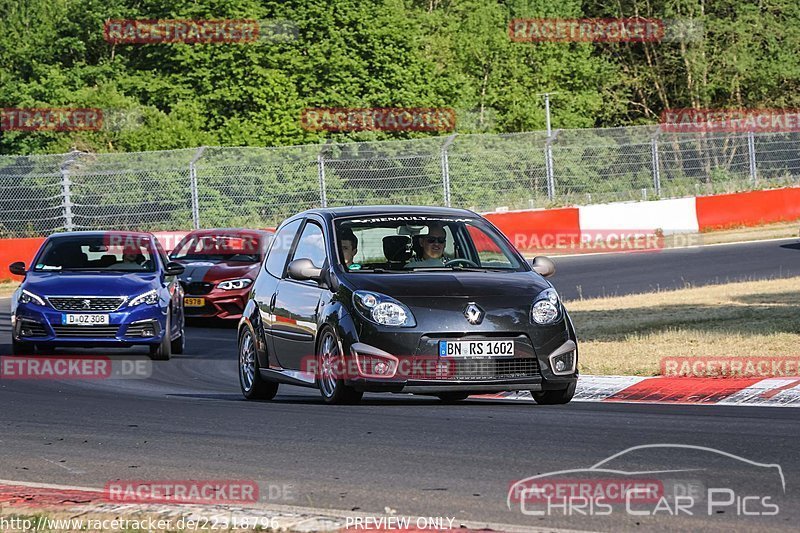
[
  {"left": 33, "top": 234, "right": 156, "bottom": 272},
  {"left": 335, "top": 215, "right": 524, "bottom": 273},
  {"left": 170, "top": 234, "right": 263, "bottom": 263}
]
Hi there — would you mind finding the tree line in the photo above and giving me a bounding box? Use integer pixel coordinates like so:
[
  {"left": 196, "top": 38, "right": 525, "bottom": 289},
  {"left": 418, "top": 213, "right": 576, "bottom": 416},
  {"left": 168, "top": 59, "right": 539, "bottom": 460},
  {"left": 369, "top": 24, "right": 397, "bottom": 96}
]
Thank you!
[{"left": 1, "top": 0, "right": 798, "bottom": 155}]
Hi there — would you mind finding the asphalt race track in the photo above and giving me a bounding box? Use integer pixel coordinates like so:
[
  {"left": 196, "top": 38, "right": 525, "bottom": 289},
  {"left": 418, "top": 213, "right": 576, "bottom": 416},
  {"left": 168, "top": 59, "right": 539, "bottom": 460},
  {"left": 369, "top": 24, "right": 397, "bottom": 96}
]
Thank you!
[
  {"left": 1, "top": 238, "right": 799, "bottom": 531},
  {"left": 551, "top": 237, "right": 800, "bottom": 300}
]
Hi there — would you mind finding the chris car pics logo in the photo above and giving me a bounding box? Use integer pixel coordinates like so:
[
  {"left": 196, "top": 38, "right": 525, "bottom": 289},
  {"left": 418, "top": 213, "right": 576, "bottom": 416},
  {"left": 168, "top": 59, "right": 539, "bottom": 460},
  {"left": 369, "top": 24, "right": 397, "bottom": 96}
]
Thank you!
[{"left": 508, "top": 444, "right": 785, "bottom": 518}]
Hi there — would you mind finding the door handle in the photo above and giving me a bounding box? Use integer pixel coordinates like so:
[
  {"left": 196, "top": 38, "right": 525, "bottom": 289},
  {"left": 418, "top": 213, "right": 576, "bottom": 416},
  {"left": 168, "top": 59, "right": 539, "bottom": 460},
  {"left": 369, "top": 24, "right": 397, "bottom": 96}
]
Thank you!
[{"left": 269, "top": 292, "right": 277, "bottom": 311}]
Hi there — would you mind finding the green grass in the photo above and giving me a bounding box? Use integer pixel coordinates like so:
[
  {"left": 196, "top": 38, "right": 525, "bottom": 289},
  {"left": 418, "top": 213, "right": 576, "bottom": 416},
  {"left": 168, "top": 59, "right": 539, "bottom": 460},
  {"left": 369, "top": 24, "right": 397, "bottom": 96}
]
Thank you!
[{"left": 566, "top": 276, "right": 800, "bottom": 375}]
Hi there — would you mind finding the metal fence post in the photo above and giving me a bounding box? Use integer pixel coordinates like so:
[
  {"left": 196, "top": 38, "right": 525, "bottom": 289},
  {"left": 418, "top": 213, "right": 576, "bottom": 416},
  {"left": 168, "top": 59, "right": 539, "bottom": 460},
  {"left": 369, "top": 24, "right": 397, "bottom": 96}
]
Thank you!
[
  {"left": 651, "top": 129, "right": 662, "bottom": 197},
  {"left": 440, "top": 134, "right": 457, "bottom": 207},
  {"left": 189, "top": 146, "right": 206, "bottom": 230},
  {"left": 747, "top": 131, "right": 757, "bottom": 184},
  {"left": 545, "top": 130, "right": 560, "bottom": 201},
  {"left": 317, "top": 145, "right": 328, "bottom": 208},
  {"left": 59, "top": 151, "right": 81, "bottom": 231}
]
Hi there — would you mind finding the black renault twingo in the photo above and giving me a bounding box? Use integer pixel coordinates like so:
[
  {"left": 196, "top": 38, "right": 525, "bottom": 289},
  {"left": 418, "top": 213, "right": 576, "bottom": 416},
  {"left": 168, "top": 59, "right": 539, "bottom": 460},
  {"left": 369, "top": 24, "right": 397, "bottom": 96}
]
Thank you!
[{"left": 238, "top": 206, "right": 578, "bottom": 404}]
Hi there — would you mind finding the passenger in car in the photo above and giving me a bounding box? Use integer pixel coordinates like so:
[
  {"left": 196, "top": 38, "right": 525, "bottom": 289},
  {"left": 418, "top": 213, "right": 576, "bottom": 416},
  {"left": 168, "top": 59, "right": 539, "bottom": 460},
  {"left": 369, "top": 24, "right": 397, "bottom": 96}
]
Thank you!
[
  {"left": 339, "top": 227, "right": 359, "bottom": 267},
  {"left": 118, "top": 251, "right": 147, "bottom": 269}
]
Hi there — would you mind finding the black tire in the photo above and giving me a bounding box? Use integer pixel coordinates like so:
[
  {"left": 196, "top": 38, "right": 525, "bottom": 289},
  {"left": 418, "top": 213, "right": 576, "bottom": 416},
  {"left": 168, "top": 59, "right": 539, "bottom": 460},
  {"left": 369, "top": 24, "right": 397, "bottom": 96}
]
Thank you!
[
  {"left": 437, "top": 392, "right": 470, "bottom": 403},
  {"left": 238, "top": 327, "right": 279, "bottom": 400},
  {"left": 11, "top": 339, "right": 34, "bottom": 355},
  {"left": 149, "top": 314, "right": 172, "bottom": 361},
  {"left": 531, "top": 382, "right": 576, "bottom": 405},
  {"left": 171, "top": 313, "right": 185, "bottom": 354},
  {"left": 317, "top": 328, "right": 363, "bottom": 405}
]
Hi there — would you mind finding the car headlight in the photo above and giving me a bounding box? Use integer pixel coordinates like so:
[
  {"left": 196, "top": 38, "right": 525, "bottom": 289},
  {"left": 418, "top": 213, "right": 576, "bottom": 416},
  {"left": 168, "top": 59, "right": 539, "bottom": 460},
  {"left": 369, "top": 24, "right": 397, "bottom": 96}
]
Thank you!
[
  {"left": 19, "top": 289, "right": 45, "bottom": 306},
  {"left": 217, "top": 278, "right": 253, "bottom": 291},
  {"left": 129, "top": 289, "right": 159, "bottom": 307},
  {"left": 531, "top": 288, "right": 561, "bottom": 325},
  {"left": 353, "top": 290, "right": 416, "bottom": 327}
]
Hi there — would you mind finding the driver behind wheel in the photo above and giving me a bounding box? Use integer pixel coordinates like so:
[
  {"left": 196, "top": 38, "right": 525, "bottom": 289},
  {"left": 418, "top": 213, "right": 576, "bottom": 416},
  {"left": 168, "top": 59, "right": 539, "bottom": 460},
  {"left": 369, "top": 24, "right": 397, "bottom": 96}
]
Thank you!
[{"left": 409, "top": 223, "right": 449, "bottom": 267}]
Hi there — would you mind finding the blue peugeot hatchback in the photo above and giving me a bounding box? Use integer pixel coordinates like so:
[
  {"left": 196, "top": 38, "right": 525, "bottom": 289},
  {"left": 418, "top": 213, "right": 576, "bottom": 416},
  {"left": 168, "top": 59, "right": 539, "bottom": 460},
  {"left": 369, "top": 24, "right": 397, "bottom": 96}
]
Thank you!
[{"left": 9, "top": 231, "right": 186, "bottom": 360}]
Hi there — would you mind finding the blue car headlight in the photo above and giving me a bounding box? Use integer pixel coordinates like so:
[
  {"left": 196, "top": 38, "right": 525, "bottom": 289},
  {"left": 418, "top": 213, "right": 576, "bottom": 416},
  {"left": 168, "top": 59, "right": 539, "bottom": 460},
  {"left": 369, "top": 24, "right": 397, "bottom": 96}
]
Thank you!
[
  {"left": 19, "top": 289, "right": 46, "bottom": 306},
  {"left": 531, "top": 288, "right": 561, "bottom": 325},
  {"left": 129, "top": 289, "right": 159, "bottom": 307},
  {"left": 353, "top": 290, "right": 416, "bottom": 327}
]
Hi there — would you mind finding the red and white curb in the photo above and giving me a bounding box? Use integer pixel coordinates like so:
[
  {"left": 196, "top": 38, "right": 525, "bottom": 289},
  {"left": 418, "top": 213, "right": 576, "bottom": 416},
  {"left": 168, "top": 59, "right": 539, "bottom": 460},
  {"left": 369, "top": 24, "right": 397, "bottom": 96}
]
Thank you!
[
  {"left": 0, "top": 480, "right": 583, "bottom": 533},
  {"left": 479, "top": 375, "right": 800, "bottom": 406}
]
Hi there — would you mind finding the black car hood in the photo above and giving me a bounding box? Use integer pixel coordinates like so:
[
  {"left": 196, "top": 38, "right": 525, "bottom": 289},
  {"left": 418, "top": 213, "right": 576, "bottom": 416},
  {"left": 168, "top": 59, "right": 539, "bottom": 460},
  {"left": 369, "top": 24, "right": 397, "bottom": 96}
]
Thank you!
[{"left": 342, "top": 271, "right": 551, "bottom": 298}]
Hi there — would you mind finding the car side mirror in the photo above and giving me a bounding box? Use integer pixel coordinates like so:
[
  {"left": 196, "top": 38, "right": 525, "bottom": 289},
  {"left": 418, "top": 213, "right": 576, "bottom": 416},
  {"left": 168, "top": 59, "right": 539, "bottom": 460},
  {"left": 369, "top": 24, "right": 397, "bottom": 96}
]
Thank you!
[
  {"left": 530, "top": 256, "right": 556, "bottom": 277},
  {"left": 288, "top": 258, "right": 323, "bottom": 282},
  {"left": 9, "top": 261, "right": 26, "bottom": 276},
  {"left": 164, "top": 261, "right": 185, "bottom": 276}
]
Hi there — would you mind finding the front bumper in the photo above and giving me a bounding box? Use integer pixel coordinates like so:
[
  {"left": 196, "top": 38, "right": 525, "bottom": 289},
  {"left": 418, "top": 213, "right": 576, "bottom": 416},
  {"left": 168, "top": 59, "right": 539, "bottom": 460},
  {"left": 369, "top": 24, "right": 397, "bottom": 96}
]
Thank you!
[
  {"left": 13, "top": 302, "right": 167, "bottom": 348},
  {"left": 343, "top": 335, "right": 578, "bottom": 394},
  {"left": 354, "top": 378, "right": 547, "bottom": 394},
  {"left": 182, "top": 287, "right": 249, "bottom": 319}
]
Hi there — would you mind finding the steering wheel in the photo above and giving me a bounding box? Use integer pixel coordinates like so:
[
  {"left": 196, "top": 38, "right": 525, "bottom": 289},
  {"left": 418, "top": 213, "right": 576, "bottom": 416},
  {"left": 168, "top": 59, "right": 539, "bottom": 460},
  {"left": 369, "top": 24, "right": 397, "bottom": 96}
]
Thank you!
[{"left": 444, "top": 258, "right": 480, "bottom": 268}]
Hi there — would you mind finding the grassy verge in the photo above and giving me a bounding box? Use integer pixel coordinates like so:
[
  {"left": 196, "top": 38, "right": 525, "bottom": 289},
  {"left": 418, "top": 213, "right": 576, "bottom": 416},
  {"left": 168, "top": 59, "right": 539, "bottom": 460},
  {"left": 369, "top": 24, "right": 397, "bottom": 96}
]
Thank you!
[
  {"left": 566, "top": 276, "right": 800, "bottom": 376},
  {"left": 0, "top": 281, "right": 19, "bottom": 297}
]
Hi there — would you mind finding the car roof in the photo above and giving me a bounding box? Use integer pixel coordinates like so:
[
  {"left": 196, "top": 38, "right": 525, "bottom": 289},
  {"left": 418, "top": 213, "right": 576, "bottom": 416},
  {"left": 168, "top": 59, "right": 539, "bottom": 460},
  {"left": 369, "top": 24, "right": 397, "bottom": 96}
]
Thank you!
[
  {"left": 181, "top": 228, "right": 274, "bottom": 236},
  {"left": 47, "top": 230, "right": 154, "bottom": 239},
  {"left": 294, "top": 205, "right": 478, "bottom": 221}
]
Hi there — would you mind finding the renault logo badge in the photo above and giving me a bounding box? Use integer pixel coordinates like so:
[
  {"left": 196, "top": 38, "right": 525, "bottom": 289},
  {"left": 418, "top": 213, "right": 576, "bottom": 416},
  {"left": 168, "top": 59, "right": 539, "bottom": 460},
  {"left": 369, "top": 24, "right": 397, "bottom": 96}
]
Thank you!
[{"left": 464, "top": 303, "right": 484, "bottom": 325}]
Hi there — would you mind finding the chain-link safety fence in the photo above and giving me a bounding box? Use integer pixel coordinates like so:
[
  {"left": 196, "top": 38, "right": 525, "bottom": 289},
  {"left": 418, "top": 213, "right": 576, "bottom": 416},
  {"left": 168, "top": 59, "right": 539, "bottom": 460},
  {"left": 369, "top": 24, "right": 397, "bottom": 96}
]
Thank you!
[{"left": 2, "top": 125, "right": 799, "bottom": 237}]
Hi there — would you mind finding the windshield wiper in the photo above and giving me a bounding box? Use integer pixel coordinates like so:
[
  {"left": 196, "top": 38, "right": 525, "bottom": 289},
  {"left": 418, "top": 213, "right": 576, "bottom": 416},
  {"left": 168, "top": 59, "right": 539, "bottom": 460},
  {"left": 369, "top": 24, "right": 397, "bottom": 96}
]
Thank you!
[
  {"left": 409, "top": 266, "right": 506, "bottom": 272},
  {"left": 351, "top": 268, "right": 408, "bottom": 273},
  {"left": 450, "top": 266, "right": 510, "bottom": 272}
]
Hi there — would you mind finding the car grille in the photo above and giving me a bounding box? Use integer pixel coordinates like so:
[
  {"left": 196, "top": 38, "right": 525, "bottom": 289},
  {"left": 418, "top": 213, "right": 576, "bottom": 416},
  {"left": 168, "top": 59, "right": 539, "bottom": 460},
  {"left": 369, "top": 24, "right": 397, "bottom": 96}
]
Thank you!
[
  {"left": 18, "top": 319, "right": 49, "bottom": 338},
  {"left": 185, "top": 304, "right": 213, "bottom": 315},
  {"left": 220, "top": 302, "right": 243, "bottom": 315},
  {"left": 183, "top": 282, "right": 214, "bottom": 295},
  {"left": 51, "top": 325, "right": 120, "bottom": 338},
  {"left": 125, "top": 321, "right": 161, "bottom": 337},
  {"left": 47, "top": 296, "right": 126, "bottom": 312},
  {"left": 445, "top": 358, "right": 540, "bottom": 380}
]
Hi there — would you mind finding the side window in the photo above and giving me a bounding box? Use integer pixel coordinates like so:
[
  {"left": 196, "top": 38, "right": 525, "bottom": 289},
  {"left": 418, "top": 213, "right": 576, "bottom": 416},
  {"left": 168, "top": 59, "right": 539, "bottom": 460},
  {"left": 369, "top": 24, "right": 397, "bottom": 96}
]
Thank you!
[
  {"left": 465, "top": 224, "right": 514, "bottom": 268},
  {"left": 264, "top": 219, "right": 302, "bottom": 278},
  {"left": 291, "top": 221, "right": 327, "bottom": 268}
]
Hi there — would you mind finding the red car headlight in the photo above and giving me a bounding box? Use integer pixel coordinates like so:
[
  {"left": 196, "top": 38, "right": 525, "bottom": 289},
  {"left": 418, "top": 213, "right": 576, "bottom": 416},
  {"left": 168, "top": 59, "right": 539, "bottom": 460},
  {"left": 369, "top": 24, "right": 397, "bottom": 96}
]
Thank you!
[{"left": 217, "top": 278, "right": 253, "bottom": 291}]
